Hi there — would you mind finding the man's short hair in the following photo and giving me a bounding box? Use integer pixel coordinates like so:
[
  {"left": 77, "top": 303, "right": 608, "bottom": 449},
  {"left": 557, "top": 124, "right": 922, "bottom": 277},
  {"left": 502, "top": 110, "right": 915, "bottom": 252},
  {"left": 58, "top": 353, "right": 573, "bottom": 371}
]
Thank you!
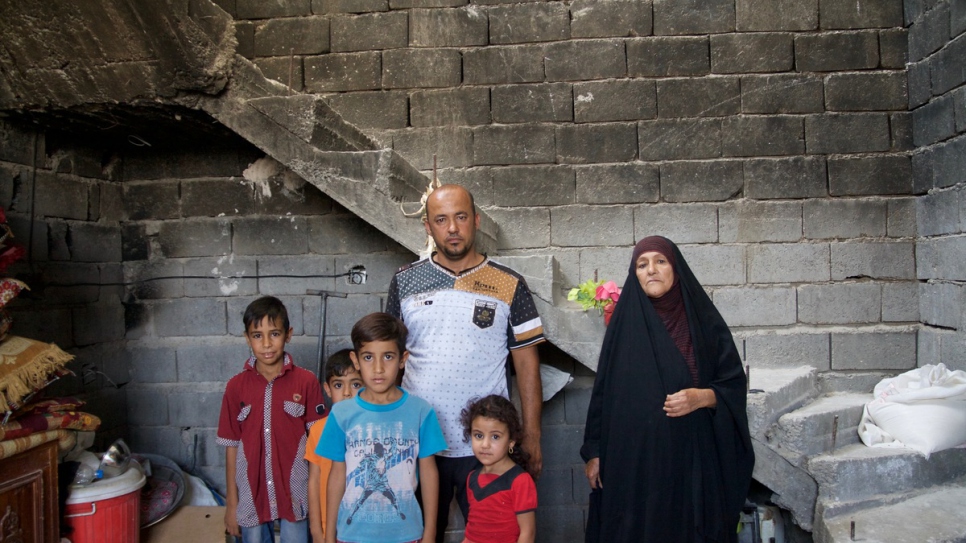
[
  {"left": 351, "top": 313, "right": 408, "bottom": 355},
  {"left": 243, "top": 296, "right": 290, "bottom": 333},
  {"left": 324, "top": 349, "right": 356, "bottom": 383}
]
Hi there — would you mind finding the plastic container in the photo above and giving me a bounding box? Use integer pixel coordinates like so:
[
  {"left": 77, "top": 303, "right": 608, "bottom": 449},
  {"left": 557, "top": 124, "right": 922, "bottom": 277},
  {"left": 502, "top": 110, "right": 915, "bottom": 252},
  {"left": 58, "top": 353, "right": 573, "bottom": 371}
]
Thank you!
[{"left": 65, "top": 462, "right": 146, "bottom": 543}]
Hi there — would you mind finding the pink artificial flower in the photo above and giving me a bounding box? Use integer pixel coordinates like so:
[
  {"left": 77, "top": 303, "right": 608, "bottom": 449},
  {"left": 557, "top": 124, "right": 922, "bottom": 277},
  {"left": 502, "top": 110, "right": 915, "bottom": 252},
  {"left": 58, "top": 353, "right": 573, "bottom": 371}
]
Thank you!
[{"left": 595, "top": 280, "right": 621, "bottom": 303}]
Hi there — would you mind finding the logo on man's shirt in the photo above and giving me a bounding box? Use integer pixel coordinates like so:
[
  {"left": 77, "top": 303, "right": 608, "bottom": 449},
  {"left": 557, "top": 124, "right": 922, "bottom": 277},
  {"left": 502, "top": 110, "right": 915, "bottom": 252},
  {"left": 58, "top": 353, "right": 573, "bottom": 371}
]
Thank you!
[
  {"left": 472, "top": 300, "right": 497, "bottom": 329},
  {"left": 473, "top": 280, "right": 498, "bottom": 294}
]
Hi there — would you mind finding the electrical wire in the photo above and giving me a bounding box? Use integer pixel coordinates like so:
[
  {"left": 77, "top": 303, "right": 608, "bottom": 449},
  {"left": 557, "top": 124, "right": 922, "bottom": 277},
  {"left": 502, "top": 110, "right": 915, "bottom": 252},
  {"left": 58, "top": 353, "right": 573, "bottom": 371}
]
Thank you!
[{"left": 40, "top": 271, "right": 357, "bottom": 288}]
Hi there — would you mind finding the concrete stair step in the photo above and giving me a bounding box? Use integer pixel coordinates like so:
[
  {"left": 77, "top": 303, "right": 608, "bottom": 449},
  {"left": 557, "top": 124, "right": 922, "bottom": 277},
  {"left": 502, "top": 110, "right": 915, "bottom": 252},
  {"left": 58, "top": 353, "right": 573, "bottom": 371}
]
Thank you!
[
  {"left": 808, "top": 444, "right": 966, "bottom": 505},
  {"left": 769, "top": 393, "right": 868, "bottom": 458},
  {"left": 746, "top": 366, "right": 819, "bottom": 438},
  {"left": 815, "top": 480, "right": 966, "bottom": 543}
]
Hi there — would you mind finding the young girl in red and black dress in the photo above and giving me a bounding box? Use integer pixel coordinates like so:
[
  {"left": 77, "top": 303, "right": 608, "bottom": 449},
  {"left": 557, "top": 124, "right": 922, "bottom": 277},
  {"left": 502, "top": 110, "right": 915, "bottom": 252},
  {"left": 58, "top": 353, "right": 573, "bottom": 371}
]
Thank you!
[{"left": 459, "top": 395, "right": 537, "bottom": 543}]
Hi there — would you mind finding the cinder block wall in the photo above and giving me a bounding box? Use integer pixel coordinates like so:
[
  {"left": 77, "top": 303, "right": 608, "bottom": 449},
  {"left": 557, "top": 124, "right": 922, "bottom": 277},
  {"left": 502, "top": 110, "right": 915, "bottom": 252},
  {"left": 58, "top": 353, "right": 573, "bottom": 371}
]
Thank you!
[{"left": 908, "top": 0, "right": 966, "bottom": 372}]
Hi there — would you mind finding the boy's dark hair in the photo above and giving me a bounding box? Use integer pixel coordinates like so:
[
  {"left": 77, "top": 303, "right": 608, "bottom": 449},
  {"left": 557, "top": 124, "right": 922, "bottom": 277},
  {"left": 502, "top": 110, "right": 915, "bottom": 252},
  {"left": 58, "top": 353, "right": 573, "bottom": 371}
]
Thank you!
[
  {"left": 460, "top": 395, "right": 531, "bottom": 474},
  {"left": 350, "top": 313, "right": 408, "bottom": 355},
  {"left": 243, "top": 296, "right": 290, "bottom": 332},
  {"left": 324, "top": 349, "right": 356, "bottom": 383}
]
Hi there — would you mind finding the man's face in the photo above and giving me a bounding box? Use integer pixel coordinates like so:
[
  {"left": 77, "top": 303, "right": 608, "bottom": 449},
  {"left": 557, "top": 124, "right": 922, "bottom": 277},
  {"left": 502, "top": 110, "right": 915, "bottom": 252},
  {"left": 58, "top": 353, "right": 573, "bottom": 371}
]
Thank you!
[{"left": 424, "top": 188, "right": 480, "bottom": 263}]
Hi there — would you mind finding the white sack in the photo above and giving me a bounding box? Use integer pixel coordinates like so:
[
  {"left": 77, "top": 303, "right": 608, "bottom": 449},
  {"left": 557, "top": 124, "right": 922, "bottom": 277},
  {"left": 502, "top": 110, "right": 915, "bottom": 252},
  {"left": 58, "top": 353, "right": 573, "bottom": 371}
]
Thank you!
[{"left": 858, "top": 363, "right": 966, "bottom": 458}]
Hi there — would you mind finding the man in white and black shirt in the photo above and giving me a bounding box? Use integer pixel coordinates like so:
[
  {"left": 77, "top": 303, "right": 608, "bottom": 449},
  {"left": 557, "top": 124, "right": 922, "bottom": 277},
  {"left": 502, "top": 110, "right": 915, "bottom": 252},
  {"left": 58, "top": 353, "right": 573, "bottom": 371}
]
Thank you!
[{"left": 387, "top": 184, "right": 544, "bottom": 543}]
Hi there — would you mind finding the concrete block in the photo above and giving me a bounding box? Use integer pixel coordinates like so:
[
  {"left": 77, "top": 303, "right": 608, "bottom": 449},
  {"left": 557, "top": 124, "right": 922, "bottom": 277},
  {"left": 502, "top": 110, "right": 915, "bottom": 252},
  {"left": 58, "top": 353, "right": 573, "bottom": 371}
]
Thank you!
[
  {"left": 34, "top": 172, "right": 89, "bottom": 220},
  {"left": 917, "top": 188, "right": 960, "bottom": 237},
  {"left": 826, "top": 71, "right": 907, "bottom": 112},
  {"left": 953, "top": 0, "right": 966, "bottom": 36},
  {"left": 120, "top": 223, "right": 149, "bottom": 261},
  {"left": 411, "top": 87, "right": 490, "bottom": 127},
  {"left": 956, "top": 87, "right": 966, "bottom": 134},
  {"left": 736, "top": 0, "right": 817, "bottom": 30},
  {"left": 933, "top": 34, "right": 966, "bottom": 96},
  {"left": 307, "top": 214, "right": 390, "bottom": 254},
  {"left": 913, "top": 94, "right": 956, "bottom": 147},
  {"left": 740, "top": 74, "right": 824, "bottom": 114},
  {"left": 919, "top": 281, "right": 963, "bottom": 328},
  {"left": 878, "top": 28, "right": 909, "bottom": 69},
  {"left": 634, "top": 203, "right": 718, "bottom": 243},
  {"left": 303, "top": 293, "right": 383, "bottom": 337},
  {"left": 820, "top": 0, "right": 903, "bottom": 29},
  {"left": 177, "top": 341, "right": 252, "bottom": 384},
  {"left": 233, "top": 216, "right": 307, "bottom": 256},
  {"left": 253, "top": 56, "right": 304, "bottom": 91},
  {"left": 334, "top": 253, "right": 412, "bottom": 295},
  {"left": 236, "top": 0, "right": 310, "bottom": 18},
  {"left": 323, "top": 90, "right": 408, "bottom": 129},
  {"left": 680, "top": 243, "right": 745, "bottom": 285},
  {"left": 124, "top": 148, "right": 249, "bottom": 181},
  {"left": 537, "top": 468, "right": 577, "bottom": 506},
  {"left": 304, "top": 51, "right": 380, "bottom": 92},
  {"left": 159, "top": 219, "right": 232, "bottom": 258},
  {"left": 183, "top": 256, "right": 259, "bottom": 297},
  {"left": 748, "top": 243, "right": 830, "bottom": 283},
  {"left": 573, "top": 79, "right": 656, "bottom": 123},
  {"left": 485, "top": 207, "right": 550, "bottom": 249},
  {"left": 489, "top": 3, "right": 569, "bottom": 44},
  {"left": 799, "top": 283, "right": 881, "bottom": 324},
  {"left": 169, "top": 389, "right": 225, "bottom": 427},
  {"left": 0, "top": 119, "right": 38, "bottom": 165},
  {"left": 803, "top": 199, "right": 887, "bottom": 239},
  {"left": 69, "top": 222, "right": 122, "bottom": 262},
  {"left": 9, "top": 307, "right": 73, "bottom": 347},
  {"left": 908, "top": 2, "right": 948, "bottom": 61},
  {"left": 830, "top": 241, "right": 916, "bottom": 280},
  {"left": 556, "top": 123, "right": 638, "bottom": 164},
  {"left": 744, "top": 156, "right": 827, "bottom": 200},
  {"left": 882, "top": 282, "right": 919, "bottom": 322},
  {"left": 887, "top": 197, "right": 916, "bottom": 238},
  {"left": 917, "top": 326, "right": 942, "bottom": 367},
  {"left": 940, "top": 331, "right": 966, "bottom": 371},
  {"left": 182, "top": 178, "right": 254, "bottom": 217},
  {"left": 917, "top": 236, "right": 966, "bottom": 281},
  {"left": 828, "top": 155, "right": 913, "bottom": 196},
  {"left": 128, "top": 345, "right": 178, "bottom": 383},
  {"left": 719, "top": 201, "right": 803, "bottom": 242},
  {"left": 831, "top": 330, "right": 917, "bottom": 370},
  {"left": 575, "top": 164, "right": 659, "bottom": 205},
  {"left": 660, "top": 160, "right": 743, "bottom": 202},
  {"left": 492, "top": 83, "right": 572, "bottom": 124},
  {"left": 906, "top": 60, "right": 931, "bottom": 109},
  {"left": 313, "top": 0, "right": 388, "bottom": 12},
  {"left": 713, "top": 287, "right": 797, "bottom": 327},
  {"left": 711, "top": 33, "right": 793, "bottom": 73},
  {"left": 570, "top": 0, "right": 652, "bottom": 38},
  {"left": 391, "top": 126, "right": 472, "bottom": 169},
  {"left": 463, "top": 44, "right": 544, "bottom": 85},
  {"left": 536, "top": 505, "right": 588, "bottom": 542},
  {"left": 128, "top": 426, "right": 185, "bottom": 467},
  {"left": 563, "top": 379, "right": 593, "bottom": 426},
  {"left": 331, "top": 11, "right": 407, "bottom": 52},
  {"left": 794, "top": 31, "right": 879, "bottom": 71},
  {"left": 627, "top": 36, "right": 709, "bottom": 77},
  {"left": 932, "top": 135, "right": 966, "bottom": 189},
  {"left": 890, "top": 111, "right": 914, "bottom": 151},
  {"left": 911, "top": 147, "right": 935, "bottom": 195},
  {"left": 235, "top": 21, "right": 255, "bottom": 59},
  {"left": 540, "top": 424, "right": 583, "bottom": 467},
  {"left": 638, "top": 118, "right": 721, "bottom": 160},
  {"left": 656, "top": 77, "right": 740, "bottom": 118},
  {"left": 653, "top": 0, "right": 734, "bottom": 34},
  {"left": 126, "top": 386, "right": 169, "bottom": 426},
  {"left": 256, "top": 255, "right": 336, "bottom": 295},
  {"left": 390, "top": 0, "right": 467, "bottom": 8},
  {"left": 551, "top": 206, "right": 634, "bottom": 247},
  {"left": 124, "top": 260, "right": 185, "bottom": 300},
  {"left": 153, "top": 298, "right": 228, "bottom": 337},
  {"left": 744, "top": 332, "right": 830, "bottom": 370},
  {"left": 805, "top": 113, "right": 891, "bottom": 154},
  {"left": 254, "top": 16, "right": 329, "bottom": 57},
  {"left": 576, "top": 247, "right": 630, "bottom": 294},
  {"left": 472, "top": 125, "right": 556, "bottom": 166},
  {"left": 544, "top": 39, "right": 626, "bottom": 82},
  {"left": 73, "top": 300, "right": 125, "bottom": 346},
  {"left": 382, "top": 48, "right": 461, "bottom": 88},
  {"left": 409, "top": 7, "right": 486, "bottom": 47},
  {"left": 722, "top": 115, "right": 804, "bottom": 156}
]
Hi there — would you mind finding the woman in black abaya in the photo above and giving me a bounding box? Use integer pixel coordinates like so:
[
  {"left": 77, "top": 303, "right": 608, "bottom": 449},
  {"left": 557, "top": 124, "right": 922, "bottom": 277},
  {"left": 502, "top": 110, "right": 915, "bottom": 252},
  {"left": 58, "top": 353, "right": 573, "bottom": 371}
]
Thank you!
[{"left": 581, "top": 236, "right": 754, "bottom": 543}]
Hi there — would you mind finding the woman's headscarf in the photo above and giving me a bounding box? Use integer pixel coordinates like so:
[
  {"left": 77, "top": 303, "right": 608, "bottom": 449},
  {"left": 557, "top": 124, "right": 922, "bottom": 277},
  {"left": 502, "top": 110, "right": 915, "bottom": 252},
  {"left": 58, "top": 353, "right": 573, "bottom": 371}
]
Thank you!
[{"left": 582, "top": 236, "right": 754, "bottom": 543}]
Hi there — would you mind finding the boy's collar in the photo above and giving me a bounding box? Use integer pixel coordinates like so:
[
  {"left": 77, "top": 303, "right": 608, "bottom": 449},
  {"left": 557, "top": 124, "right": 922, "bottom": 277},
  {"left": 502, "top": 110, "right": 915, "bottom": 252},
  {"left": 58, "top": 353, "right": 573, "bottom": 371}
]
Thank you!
[{"left": 243, "top": 352, "right": 294, "bottom": 375}]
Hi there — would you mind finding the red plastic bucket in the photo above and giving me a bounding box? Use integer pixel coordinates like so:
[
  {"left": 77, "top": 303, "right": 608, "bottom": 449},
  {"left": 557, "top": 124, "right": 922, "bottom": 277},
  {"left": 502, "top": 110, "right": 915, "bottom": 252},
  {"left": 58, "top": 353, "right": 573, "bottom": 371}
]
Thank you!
[{"left": 65, "top": 465, "right": 146, "bottom": 543}]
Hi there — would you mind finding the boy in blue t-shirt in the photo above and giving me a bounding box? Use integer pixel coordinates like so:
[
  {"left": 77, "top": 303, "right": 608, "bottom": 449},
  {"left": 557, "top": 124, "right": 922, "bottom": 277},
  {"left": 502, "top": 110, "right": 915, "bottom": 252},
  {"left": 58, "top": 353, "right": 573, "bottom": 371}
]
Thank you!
[{"left": 317, "top": 313, "right": 446, "bottom": 543}]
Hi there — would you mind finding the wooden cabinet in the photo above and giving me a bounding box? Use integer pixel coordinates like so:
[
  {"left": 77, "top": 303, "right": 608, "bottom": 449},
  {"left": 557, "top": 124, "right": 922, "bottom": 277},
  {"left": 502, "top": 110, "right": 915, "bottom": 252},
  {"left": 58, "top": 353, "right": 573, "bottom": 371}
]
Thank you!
[{"left": 0, "top": 439, "right": 58, "bottom": 543}]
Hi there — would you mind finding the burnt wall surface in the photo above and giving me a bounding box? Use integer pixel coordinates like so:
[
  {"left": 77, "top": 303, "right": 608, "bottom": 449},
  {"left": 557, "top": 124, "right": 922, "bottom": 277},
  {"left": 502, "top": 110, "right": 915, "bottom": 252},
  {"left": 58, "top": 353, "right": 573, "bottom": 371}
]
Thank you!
[{"left": 908, "top": 0, "right": 966, "bottom": 370}]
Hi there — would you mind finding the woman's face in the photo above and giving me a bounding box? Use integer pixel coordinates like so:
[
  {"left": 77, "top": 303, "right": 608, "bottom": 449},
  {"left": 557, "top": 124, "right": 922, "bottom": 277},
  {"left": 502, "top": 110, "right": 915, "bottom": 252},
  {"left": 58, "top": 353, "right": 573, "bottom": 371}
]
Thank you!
[{"left": 635, "top": 251, "right": 675, "bottom": 298}]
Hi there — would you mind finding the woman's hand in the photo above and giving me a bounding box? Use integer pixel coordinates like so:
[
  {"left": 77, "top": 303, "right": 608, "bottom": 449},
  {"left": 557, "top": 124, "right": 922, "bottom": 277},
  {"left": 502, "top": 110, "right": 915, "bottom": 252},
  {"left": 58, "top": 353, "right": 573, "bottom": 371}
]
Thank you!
[
  {"left": 585, "top": 457, "right": 602, "bottom": 489},
  {"left": 664, "top": 388, "right": 716, "bottom": 417}
]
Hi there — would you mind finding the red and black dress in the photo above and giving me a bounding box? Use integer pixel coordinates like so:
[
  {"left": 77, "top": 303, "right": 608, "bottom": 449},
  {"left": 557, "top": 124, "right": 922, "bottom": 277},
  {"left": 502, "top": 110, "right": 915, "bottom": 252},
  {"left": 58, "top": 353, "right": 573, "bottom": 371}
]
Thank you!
[{"left": 464, "top": 464, "right": 537, "bottom": 543}]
